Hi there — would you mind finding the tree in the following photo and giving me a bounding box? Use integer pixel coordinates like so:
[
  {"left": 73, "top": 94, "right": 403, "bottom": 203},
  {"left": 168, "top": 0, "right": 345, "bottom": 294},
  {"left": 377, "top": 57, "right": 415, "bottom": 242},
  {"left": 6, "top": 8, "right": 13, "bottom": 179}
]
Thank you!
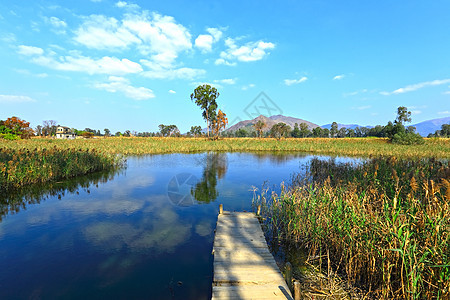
[
  {"left": 35, "top": 125, "right": 43, "bottom": 136},
  {"left": 189, "top": 126, "right": 202, "bottom": 137},
  {"left": 270, "top": 123, "right": 290, "bottom": 139},
  {"left": 104, "top": 128, "right": 111, "bottom": 137},
  {"left": 1, "top": 116, "right": 34, "bottom": 139},
  {"left": 211, "top": 110, "right": 228, "bottom": 139},
  {"left": 299, "top": 123, "right": 311, "bottom": 138},
  {"left": 337, "top": 127, "right": 347, "bottom": 138},
  {"left": 253, "top": 120, "right": 266, "bottom": 138},
  {"left": 396, "top": 106, "right": 412, "bottom": 125},
  {"left": 190, "top": 84, "right": 219, "bottom": 137},
  {"left": 330, "top": 122, "right": 338, "bottom": 138},
  {"left": 387, "top": 106, "right": 423, "bottom": 144},
  {"left": 158, "top": 124, "right": 179, "bottom": 137},
  {"left": 42, "top": 120, "right": 57, "bottom": 136},
  {"left": 291, "top": 123, "right": 301, "bottom": 138},
  {"left": 346, "top": 128, "right": 356, "bottom": 138}
]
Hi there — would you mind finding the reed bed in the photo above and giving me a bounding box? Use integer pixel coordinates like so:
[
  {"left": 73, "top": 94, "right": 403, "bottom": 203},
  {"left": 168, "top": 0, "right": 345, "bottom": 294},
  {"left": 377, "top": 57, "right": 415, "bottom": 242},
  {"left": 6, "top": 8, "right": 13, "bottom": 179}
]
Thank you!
[
  {"left": 0, "top": 147, "right": 123, "bottom": 193},
  {"left": 254, "top": 157, "right": 450, "bottom": 299},
  {"left": 1, "top": 137, "right": 449, "bottom": 158}
]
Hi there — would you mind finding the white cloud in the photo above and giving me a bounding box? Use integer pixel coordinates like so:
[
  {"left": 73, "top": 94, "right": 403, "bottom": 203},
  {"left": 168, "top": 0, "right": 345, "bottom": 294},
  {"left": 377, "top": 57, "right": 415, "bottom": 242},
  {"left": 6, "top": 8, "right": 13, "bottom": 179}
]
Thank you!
[
  {"left": 333, "top": 74, "right": 345, "bottom": 80},
  {"left": 381, "top": 79, "right": 450, "bottom": 95},
  {"left": 168, "top": 90, "right": 176, "bottom": 94},
  {"left": 74, "top": 15, "right": 141, "bottom": 50},
  {"left": 284, "top": 76, "right": 307, "bottom": 86},
  {"left": 116, "top": 1, "right": 127, "bottom": 7},
  {"left": 411, "top": 110, "right": 422, "bottom": 115},
  {"left": 94, "top": 76, "right": 154, "bottom": 100},
  {"left": 194, "top": 27, "right": 222, "bottom": 52},
  {"left": 242, "top": 83, "right": 255, "bottom": 90},
  {"left": 438, "top": 111, "right": 450, "bottom": 115},
  {"left": 217, "top": 38, "right": 275, "bottom": 65},
  {"left": 14, "top": 68, "right": 48, "bottom": 78},
  {"left": 17, "top": 45, "right": 44, "bottom": 56},
  {"left": 443, "top": 91, "right": 450, "bottom": 95},
  {"left": 343, "top": 89, "right": 368, "bottom": 97},
  {"left": 0, "top": 95, "right": 36, "bottom": 103},
  {"left": 214, "top": 58, "right": 236, "bottom": 66},
  {"left": 45, "top": 16, "right": 67, "bottom": 28},
  {"left": 357, "top": 105, "right": 371, "bottom": 110},
  {"left": 195, "top": 34, "right": 213, "bottom": 52},
  {"left": 214, "top": 78, "right": 236, "bottom": 85},
  {"left": 140, "top": 59, "right": 205, "bottom": 80},
  {"left": 32, "top": 53, "right": 143, "bottom": 75}
]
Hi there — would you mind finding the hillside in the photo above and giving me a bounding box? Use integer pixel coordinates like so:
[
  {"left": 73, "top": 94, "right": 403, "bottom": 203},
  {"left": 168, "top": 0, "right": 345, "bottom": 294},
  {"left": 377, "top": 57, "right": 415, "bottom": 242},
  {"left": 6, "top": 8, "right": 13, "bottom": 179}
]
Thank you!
[
  {"left": 412, "top": 117, "right": 450, "bottom": 136},
  {"left": 226, "top": 115, "right": 319, "bottom": 132}
]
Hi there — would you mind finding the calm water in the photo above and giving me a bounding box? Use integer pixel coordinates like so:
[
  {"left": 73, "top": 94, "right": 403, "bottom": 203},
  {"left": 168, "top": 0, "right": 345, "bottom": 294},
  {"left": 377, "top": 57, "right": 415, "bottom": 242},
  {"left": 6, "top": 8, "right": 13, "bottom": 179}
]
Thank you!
[{"left": 0, "top": 152, "right": 355, "bottom": 299}]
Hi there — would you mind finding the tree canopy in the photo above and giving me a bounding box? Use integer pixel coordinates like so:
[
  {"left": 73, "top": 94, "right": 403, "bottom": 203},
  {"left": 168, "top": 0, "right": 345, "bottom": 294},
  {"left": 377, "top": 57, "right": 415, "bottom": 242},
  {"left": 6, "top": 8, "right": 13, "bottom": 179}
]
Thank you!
[{"left": 190, "top": 84, "right": 219, "bottom": 137}]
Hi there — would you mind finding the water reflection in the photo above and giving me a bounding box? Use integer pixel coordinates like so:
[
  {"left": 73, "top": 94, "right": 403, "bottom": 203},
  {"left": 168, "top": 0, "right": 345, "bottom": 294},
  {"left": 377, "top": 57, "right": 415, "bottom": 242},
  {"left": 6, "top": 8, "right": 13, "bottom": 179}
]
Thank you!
[
  {"left": 0, "top": 168, "right": 122, "bottom": 221},
  {"left": 191, "top": 152, "right": 228, "bottom": 203}
]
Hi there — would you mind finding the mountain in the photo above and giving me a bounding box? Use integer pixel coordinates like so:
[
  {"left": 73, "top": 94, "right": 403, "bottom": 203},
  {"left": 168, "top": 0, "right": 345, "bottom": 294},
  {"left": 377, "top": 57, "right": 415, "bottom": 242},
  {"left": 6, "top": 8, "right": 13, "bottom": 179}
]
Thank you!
[
  {"left": 226, "top": 114, "right": 319, "bottom": 132},
  {"left": 412, "top": 117, "right": 450, "bottom": 136},
  {"left": 321, "top": 123, "right": 371, "bottom": 130}
]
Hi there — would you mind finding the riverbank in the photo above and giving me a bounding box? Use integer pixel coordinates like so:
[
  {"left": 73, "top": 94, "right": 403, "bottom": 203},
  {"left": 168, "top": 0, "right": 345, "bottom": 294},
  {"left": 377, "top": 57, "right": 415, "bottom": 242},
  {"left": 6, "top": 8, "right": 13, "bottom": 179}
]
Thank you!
[
  {"left": 254, "top": 157, "right": 449, "bottom": 299},
  {"left": 1, "top": 137, "right": 449, "bottom": 158},
  {"left": 0, "top": 147, "right": 123, "bottom": 192}
]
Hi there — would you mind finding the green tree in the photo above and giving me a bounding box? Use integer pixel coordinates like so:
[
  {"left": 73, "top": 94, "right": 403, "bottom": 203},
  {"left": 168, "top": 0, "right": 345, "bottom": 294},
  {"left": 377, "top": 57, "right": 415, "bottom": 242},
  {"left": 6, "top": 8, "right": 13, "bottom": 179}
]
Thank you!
[
  {"left": 396, "top": 106, "right": 412, "bottom": 125},
  {"left": 253, "top": 120, "right": 266, "bottom": 138},
  {"left": 299, "top": 123, "right": 311, "bottom": 138},
  {"left": 291, "top": 123, "right": 301, "bottom": 138},
  {"left": 158, "top": 124, "right": 179, "bottom": 137},
  {"left": 337, "top": 127, "right": 347, "bottom": 138},
  {"left": 387, "top": 106, "right": 424, "bottom": 144},
  {"left": 104, "top": 128, "right": 111, "bottom": 137},
  {"left": 270, "top": 123, "right": 290, "bottom": 139},
  {"left": 330, "top": 122, "right": 338, "bottom": 138},
  {"left": 190, "top": 84, "right": 219, "bottom": 137},
  {"left": 189, "top": 126, "right": 202, "bottom": 137}
]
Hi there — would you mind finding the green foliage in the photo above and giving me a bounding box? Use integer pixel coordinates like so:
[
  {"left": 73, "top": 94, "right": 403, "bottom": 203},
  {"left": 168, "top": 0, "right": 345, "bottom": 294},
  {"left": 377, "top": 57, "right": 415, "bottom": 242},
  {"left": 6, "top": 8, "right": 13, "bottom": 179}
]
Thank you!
[
  {"left": 385, "top": 107, "right": 424, "bottom": 145},
  {"left": 270, "top": 122, "right": 291, "bottom": 139},
  {"left": 158, "top": 124, "right": 179, "bottom": 137},
  {"left": 190, "top": 84, "right": 219, "bottom": 137},
  {"left": 0, "top": 147, "right": 122, "bottom": 193}
]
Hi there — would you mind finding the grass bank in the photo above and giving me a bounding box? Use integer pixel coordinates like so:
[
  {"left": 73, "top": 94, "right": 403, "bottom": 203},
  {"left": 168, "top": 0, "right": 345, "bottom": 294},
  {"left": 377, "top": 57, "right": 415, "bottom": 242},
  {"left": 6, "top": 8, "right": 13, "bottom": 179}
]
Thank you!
[
  {"left": 0, "top": 147, "right": 123, "bottom": 193},
  {"left": 1, "top": 137, "right": 449, "bottom": 158},
  {"left": 254, "top": 157, "right": 449, "bottom": 299}
]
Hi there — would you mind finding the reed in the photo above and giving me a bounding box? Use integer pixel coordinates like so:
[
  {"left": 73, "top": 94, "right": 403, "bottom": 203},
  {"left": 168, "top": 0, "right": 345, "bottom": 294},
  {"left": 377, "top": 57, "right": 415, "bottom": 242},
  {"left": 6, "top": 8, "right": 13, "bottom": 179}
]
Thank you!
[
  {"left": 0, "top": 147, "right": 123, "bottom": 193},
  {"left": 1, "top": 137, "right": 449, "bottom": 158},
  {"left": 254, "top": 157, "right": 450, "bottom": 299}
]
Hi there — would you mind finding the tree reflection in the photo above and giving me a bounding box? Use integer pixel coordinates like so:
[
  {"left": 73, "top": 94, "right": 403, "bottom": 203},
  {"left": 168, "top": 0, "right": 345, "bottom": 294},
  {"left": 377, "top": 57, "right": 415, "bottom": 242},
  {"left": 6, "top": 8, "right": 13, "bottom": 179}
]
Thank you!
[
  {"left": 191, "top": 152, "right": 228, "bottom": 203},
  {"left": 0, "top": 168, "right": 123, "bottom": 221}
]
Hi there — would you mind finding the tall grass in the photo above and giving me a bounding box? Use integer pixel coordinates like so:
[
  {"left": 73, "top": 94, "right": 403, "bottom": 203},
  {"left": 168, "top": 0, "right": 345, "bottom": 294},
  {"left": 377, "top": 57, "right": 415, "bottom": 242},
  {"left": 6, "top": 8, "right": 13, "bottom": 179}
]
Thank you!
[
  {"left": 254, "top": 157, "right": 450, "bottom": 299},
  {"left": 0, "top": 147, "right": 123, "bottom": 193},
  {"left": 1, "top": 137, "right": 449, "bottom": 158}
]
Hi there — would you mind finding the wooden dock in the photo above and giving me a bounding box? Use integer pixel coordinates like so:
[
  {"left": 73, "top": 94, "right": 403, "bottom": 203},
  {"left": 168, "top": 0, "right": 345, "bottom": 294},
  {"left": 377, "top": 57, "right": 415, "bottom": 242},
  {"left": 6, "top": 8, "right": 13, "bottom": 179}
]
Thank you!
[{"left": 212, "top": 209, "right": 293, "bottom": 299}]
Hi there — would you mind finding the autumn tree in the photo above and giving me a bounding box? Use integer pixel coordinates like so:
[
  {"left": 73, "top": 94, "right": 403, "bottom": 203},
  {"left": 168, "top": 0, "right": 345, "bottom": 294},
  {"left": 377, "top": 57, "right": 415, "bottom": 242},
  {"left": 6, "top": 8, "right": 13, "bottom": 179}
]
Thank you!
[
  {"left": 190, "top": 84, "right": 219, "bottom": 137},
  {"left": 211, "top": 110, "right": 228, "bottom": 139},
  {"left": 253, "top": 120, "right": 266, "bottom": 138},
  {"left": 42, "top": 120, "right": 57, "bottom": 136},
  {"left": 1, "top": 116, "right": 34, "bottom": 139}
]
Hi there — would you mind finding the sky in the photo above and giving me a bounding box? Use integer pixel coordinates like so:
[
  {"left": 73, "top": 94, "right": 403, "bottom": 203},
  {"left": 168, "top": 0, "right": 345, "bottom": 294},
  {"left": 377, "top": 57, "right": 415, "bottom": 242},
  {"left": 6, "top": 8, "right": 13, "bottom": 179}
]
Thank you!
[{"left": 0, "top": 0, "right": 449, "bottom": 133}]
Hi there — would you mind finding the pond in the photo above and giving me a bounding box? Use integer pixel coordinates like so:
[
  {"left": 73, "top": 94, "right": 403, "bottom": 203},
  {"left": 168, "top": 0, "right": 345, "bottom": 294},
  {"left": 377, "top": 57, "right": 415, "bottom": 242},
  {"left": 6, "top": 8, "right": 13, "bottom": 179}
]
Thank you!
[{"left": 0, "top": 152, "right": 357, "bottom": 299}]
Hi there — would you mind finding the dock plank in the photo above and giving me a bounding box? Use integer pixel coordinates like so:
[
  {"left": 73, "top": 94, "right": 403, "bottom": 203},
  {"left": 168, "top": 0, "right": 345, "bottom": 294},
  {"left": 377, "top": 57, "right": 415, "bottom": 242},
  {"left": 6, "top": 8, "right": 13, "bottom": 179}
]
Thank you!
[{"left": 212, "top": 211, "right": 292, "bottom": 300}]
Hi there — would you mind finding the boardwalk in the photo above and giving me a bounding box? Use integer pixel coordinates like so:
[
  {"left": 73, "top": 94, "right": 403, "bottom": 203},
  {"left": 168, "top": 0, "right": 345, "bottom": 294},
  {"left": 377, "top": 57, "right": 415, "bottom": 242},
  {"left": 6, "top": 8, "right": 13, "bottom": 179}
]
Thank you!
[{"left": 212, "top": 210, "right": 293, "bottom": 300}]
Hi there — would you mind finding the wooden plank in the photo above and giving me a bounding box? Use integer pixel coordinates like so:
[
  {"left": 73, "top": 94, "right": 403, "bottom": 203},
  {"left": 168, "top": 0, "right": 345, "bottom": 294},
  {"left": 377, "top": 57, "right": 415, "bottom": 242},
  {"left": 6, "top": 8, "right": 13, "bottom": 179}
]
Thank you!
[{"left": 212, "top": 210, "right": 292, "bottom": 300}]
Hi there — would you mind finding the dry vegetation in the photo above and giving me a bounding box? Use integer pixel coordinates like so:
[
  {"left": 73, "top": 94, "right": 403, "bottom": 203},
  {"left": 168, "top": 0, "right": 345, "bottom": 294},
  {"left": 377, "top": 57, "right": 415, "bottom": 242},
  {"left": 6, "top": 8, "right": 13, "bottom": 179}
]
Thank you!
[
  {"left": 0, "top": 137, "right": 449, "bottom": 158},
  {"left": 255, "top": 157, "right": 450, "bottom": 299}
]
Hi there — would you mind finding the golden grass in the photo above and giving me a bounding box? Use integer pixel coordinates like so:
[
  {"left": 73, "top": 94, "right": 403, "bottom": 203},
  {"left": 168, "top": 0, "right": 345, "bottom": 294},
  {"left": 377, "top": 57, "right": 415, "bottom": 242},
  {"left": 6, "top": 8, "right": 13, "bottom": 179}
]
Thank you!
[{"left": 1, "top": 137, "right": 449, "bottom": 158}]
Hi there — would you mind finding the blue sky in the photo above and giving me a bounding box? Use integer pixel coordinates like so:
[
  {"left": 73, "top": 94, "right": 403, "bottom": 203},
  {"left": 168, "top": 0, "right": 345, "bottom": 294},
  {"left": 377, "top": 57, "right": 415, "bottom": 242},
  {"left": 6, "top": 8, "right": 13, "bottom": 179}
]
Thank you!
[{"left": 1, "top": 0, "right": 449, "bottom": 133}]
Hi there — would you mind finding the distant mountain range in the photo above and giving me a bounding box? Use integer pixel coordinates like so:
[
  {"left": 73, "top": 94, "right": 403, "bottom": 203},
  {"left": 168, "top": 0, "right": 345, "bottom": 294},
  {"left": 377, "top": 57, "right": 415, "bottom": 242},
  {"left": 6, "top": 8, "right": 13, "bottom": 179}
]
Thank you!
[
  {"left": 321, "top": 123, "right": 373, "bottom": 130},
  {"left": 412, "top": 117, "right": 450, "bottom": 136},
  {"left": 225, "top": 115, "right": 449, "bottom": 136},
  {"left": 226, "top": 115, "right": 319, "bottom": 132}
]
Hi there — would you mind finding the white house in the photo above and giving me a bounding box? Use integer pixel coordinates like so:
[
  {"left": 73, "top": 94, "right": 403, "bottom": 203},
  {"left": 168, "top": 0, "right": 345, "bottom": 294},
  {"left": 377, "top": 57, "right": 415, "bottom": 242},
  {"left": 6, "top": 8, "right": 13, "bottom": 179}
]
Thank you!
[{"left": 56, "top": 126, "right": 76, "bottom": 139}]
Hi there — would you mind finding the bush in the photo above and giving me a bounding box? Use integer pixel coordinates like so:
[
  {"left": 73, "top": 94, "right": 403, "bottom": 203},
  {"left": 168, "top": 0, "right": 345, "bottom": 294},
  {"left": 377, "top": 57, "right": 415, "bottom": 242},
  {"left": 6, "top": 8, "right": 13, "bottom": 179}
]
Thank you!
[{"left": 391, "top": 131, "right": 424, "bottom": 145}]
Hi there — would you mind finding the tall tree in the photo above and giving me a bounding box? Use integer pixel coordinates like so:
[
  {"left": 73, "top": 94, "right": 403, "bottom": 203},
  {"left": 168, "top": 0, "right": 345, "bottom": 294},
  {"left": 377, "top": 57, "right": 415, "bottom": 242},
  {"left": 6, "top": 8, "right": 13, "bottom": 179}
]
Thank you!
[
  {"left": 330, "top": 122, "right": 338, "bottom": 138},
  {"left": 211, "top": 110, "right": 228, "bottom": 139},
  {"left": 42, "top": 120, "right": 57, "bottom": 136},
  {"left": 299, "top": 123, "right": 311, "bottom": 138},
  {"left": 190, "top": 84, "right": 219, "bottom": 137},
  {"left": 104, "top": 128, "right": 111, "bottom": 137},
  {"left": 395, "top": 106, "right": 412, "bottom": 125},
  {"left": 253, "top": 120, "right": 266, "bottom": 138},
  {"left": 189, "top": 126, "right": 202, "bottom": 137}
]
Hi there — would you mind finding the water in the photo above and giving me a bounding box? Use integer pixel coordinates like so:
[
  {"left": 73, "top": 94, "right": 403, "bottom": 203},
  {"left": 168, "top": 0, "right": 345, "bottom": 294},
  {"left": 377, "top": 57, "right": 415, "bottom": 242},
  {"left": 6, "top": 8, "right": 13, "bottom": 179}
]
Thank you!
[{"left": 0, "top": 152, "right": 353, "bottom": 299}]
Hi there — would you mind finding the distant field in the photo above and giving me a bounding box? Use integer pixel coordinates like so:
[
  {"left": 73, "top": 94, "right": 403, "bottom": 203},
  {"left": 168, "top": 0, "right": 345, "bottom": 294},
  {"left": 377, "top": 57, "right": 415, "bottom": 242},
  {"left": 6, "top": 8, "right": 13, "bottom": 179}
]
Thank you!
[{"left": 1, "top": 137, "right": 449, "bottom": 158}]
